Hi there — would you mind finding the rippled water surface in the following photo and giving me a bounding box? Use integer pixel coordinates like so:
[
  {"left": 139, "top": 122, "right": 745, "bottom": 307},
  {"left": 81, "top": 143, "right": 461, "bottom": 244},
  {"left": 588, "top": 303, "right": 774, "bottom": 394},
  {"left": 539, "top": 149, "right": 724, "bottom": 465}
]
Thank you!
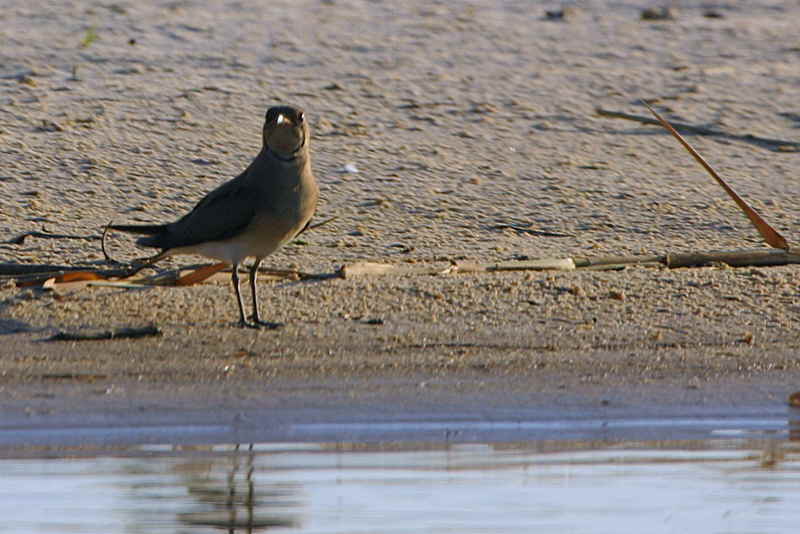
[{"left": 2, "top": 436, "right": 799, "bottom": 533}]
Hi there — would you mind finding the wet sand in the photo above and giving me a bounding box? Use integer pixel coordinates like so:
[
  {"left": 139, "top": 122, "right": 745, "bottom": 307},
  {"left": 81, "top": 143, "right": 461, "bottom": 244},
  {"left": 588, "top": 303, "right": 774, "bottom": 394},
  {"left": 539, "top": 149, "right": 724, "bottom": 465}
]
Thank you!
[{"left": 1, "top": 1, "right": 799, "bottom": 437}]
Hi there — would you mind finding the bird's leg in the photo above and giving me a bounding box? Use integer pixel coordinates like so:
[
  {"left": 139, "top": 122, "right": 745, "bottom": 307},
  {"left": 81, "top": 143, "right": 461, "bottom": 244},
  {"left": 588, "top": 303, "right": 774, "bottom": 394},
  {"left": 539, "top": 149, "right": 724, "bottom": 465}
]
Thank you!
[
  {"left": 249, "top": 258, "right": 283, "bottom": 329},
  {"left": 248, "top": 258, "right": 262, "bottom": 321},
  {"left": 232, "top": 262, "right": 255, "bottom": 328}
]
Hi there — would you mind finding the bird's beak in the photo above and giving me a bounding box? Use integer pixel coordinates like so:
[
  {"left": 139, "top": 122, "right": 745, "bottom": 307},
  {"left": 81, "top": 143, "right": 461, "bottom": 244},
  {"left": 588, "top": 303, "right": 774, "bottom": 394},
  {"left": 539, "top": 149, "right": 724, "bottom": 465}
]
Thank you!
[{"left": 276, "top": 113, "right": 289, "bottom": 125}]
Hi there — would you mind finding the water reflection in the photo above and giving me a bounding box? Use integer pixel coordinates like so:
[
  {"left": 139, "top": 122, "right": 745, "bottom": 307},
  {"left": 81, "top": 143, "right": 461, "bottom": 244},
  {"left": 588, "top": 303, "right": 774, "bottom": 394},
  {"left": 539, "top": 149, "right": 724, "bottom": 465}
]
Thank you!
[
  {"left": 175, "top": 444, "right": 299, "bottom": 531},
  {"left": 1, "top": 437, "right": 800, "bottom": 533}
]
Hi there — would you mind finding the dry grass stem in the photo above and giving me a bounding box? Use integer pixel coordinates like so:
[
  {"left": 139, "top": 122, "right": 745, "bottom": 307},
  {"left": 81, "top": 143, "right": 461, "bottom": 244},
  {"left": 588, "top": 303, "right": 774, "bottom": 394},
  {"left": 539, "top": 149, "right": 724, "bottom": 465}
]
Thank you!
[{"left": 642, "top": 101, "right": 790, "bottom": 251}]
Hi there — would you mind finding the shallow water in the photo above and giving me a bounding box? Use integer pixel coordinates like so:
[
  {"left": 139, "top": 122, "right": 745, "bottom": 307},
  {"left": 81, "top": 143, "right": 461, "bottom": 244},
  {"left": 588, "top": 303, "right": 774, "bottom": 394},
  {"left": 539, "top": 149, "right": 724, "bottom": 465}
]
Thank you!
[{"left": 2, "top": 436, "right": 799, "bottom": 534}]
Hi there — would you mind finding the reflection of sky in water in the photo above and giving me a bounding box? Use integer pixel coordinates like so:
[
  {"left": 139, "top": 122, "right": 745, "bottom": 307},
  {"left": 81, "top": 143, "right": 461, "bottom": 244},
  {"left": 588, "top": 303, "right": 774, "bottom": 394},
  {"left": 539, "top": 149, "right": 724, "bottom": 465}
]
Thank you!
[{"left": 0, "top": 440, "right": 798, "bottom": 533}]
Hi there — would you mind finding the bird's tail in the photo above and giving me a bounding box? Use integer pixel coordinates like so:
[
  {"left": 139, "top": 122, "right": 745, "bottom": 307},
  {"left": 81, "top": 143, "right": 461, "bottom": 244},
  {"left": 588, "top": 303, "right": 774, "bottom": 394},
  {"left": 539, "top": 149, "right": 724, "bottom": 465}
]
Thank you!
[{"left": 107, "top": 223, "right": 166, "bottom": 235}]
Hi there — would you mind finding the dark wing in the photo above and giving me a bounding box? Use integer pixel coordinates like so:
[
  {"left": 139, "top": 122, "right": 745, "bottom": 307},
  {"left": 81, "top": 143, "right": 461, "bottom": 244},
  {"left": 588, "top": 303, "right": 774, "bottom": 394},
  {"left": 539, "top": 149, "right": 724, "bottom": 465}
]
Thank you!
[{"left": 146, "top": 171, "right": 260, "bottom": 250}]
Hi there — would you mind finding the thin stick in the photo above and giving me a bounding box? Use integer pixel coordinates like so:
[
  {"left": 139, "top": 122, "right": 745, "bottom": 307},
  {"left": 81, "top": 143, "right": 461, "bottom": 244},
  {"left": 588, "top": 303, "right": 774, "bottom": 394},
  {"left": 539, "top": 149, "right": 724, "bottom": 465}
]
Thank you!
[{"left": 642, "top": 101, "right": 789, "bottom": 251}]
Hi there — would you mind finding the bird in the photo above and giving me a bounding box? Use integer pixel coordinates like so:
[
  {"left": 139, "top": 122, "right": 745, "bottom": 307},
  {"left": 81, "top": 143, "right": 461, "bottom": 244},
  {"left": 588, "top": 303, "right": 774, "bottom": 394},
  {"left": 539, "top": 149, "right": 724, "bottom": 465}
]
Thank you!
[{"left": 109, "top": 105, "right": 319, "bottom": 328}]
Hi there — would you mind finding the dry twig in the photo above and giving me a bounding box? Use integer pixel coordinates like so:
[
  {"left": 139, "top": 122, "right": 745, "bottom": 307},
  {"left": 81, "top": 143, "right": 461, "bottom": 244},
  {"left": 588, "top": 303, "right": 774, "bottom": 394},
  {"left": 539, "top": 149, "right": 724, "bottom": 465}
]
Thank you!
[{"left": 642, "top": 101, "right": 790, "bottom": 250}]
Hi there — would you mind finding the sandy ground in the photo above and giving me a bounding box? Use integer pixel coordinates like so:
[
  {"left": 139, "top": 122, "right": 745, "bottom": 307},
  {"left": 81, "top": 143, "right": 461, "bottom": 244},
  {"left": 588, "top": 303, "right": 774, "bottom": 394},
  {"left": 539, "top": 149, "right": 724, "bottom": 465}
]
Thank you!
[{"left": 1, "top": 1, "right": 800, "bottom": 432}]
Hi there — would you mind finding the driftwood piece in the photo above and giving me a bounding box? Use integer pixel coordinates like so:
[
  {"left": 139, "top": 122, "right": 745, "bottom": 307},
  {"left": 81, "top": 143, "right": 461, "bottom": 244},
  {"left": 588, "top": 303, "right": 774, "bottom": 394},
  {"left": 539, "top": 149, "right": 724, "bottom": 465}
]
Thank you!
[
  {"left": 339, "top": 261, "right": 455, "bottom": 278},
  {"left": 665, "top": 248, "right": 800, "bottom": 268},
  {"left": 455, "top": 258, "right": 576, "bottom": 273},
  {"left": 46, "top": 325, "right": 162, "bottom": 341},
  {"left": 578, "top": 249, "right": 800, "bottom": 269},
  {"left": 573, "top": 255, "right": 664, "bottom": 268},
  {"left": 596, "top": 107, "right": 800, "bottom": 152}
]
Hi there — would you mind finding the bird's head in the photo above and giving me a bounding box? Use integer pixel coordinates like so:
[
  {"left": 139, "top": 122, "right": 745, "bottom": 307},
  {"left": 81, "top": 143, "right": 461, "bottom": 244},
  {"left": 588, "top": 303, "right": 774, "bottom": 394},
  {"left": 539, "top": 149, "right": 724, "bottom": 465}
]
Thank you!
[{"left": 262, "top": 106, "right": 308, "bottom": 160}]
